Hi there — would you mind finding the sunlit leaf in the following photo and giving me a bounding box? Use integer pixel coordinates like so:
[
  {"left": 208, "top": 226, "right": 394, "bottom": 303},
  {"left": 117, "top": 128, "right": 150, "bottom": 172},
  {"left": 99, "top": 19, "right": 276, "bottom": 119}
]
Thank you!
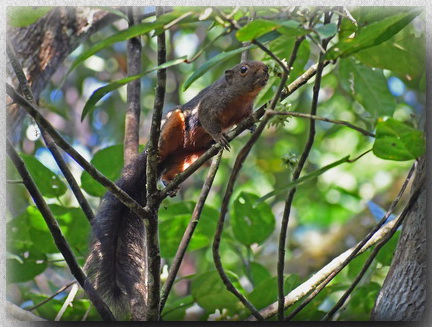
[
  {"left": 326, "top": 9, "right": 421, "bottom": 60},
  {"left": 236, "top": 19, "right": 307, "bottom": 42},
  {"left": 80, "top": 145, "right": 124, "bottom": 197},
  {"left": 7, "top": 250, "right": 47, "bottom": 283},
  {"left": 257, "top": 156, "right": 351, "bottom": 204},
  {"left": 7, "top": 6, "right": 52, "bottom": 27},
  {"left": 340, "top": 58, "right": 396, "bottom": 117},
  {"left": 20, "top": 154, "right": 67, "bottom": 198},
  {"left": 372, "top": 118, "right": 425, "bottom": 161}
]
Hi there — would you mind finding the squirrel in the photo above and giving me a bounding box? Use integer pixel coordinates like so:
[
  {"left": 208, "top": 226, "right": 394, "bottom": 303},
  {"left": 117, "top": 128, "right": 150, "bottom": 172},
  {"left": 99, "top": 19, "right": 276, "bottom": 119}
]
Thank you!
[{"left": 84, "top": 61, "right": 269, "bottom": 319}]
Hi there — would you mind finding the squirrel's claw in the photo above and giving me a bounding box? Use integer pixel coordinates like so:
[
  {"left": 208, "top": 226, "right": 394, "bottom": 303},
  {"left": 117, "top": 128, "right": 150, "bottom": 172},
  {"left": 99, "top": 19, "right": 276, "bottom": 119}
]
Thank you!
[{"left": 215, "top": 134, "right": 231, "bottom": 151}]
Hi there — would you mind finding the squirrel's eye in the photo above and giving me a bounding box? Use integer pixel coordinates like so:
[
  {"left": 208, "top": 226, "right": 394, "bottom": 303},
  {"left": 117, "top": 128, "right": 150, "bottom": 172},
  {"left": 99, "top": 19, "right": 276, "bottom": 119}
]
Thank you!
[{"left": 240, "top": 66, "right": 248, "bottom": 74}]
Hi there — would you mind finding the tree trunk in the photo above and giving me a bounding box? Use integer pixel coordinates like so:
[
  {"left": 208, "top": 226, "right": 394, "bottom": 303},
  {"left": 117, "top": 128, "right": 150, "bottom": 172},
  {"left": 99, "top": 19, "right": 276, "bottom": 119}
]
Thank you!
[
  {"left": 6, "top": 7, "right": 118, "bottom": 141},
  {"left": 371, "top": 156, "right": 426, "bottom": 321}
]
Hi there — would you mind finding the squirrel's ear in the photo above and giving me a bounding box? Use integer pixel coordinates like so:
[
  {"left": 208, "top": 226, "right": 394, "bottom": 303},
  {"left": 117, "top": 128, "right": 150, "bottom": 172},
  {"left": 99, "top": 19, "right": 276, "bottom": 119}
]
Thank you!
[{"left": 225, "top": 69, "right": 234, "bottom": 85}]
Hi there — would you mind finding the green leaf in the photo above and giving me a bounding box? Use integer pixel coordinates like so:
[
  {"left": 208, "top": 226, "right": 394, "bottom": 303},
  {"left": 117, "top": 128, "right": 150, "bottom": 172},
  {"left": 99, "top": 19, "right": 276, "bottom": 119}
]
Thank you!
[
  {"left": 326, "top": 9, "right": 421, "bottom": 60},
  {"left": 20, "top": 154, "right": 67, "bottom": 198},
  {"left": 315, "top": 23, "right": 337, "bottom": 39},
  {"left": 231, "top": 192, "right": 275, "bottom": 247},
  {"left": 249, "top": 275, "right": 299, "bottom": 311},
  {"left": 81, "top": 57, "right": 187, "bottom": 121},
  {"left": 236, "top": 19, "right": 280, "bottom": 42},
  {"left": 339, "top": 58, "right": 396, "bottom": 117},
  {"left": 249, "top": 262, "right": 271, "bottom": 287},
  {"left": 25, "top": 206, "right": 58, "bottom": 253},
  {"left": 67, "top": 22, "right": 160, "bottom": 77},
  {"left": 190, "top": 271, "right": 243, "bottom": 313},
  {"left": 236, "top": 19, "right": 307, "bottom": 42},
  {"left": 257, "top": 156, "right": 351, "bottom": 204},
  {"left": 354, "top": 26, "right": 425, "bottom": 88},
  {"left": 183, "top": 46, "right": 255, "bottom": 91},
  {"left": 161, "top": 295, "right": 194, "bottom": 321},
  {"left": 80, "top": 145, "right": 124, "bottom": 197},
  {"left": 67, "top": 10, "right": 195, "bottom": 78},
  {"left": 7, "top": 250, "right": 47, "bottom": 283},
  {"left": 159, "top": 202, "right": 218, "bottom": 258},
  {"left": 7, "top": 7, "right": 52, "bottom": 27},
  {"left": 373, "top": 118, "right": 425, "bottom": 161},
  {"left": 51, "top": 205, "right": 91, "bottom": 252},
  {"left": 376, "top": 231, "right": 400, "bottom": 266}
]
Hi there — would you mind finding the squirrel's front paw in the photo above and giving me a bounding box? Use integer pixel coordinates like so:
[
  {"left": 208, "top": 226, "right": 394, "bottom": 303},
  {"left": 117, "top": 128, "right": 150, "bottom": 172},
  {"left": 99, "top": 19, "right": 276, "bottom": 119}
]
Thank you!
[{"left": 214, "top": 133, "right": 231, "bottom": 151}]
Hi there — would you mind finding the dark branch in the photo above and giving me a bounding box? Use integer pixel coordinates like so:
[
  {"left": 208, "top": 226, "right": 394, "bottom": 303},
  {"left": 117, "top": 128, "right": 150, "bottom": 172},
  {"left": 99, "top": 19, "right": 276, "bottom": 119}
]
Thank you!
[
  {"left": 213, "top": 115, "right": 271, "bottom": 321},
  {"left": 285, "top": 163, "right": 417, "bottom": 321},
  {"left": 6, "top": 84, "right": 149, "bottom": 222},
  {"left": 277, "top": 11, "right": 333, "bottom": 320},
  {"left": 6, "top": 40, "right": 95, "bottom": 223},
  {"left": 124, "top": 7, "right": 143, "bottom": 166},
  {"left": 7, "top": 140, "right": 115, "bottom": 321},
  {"left": 142, "top": 6, "right": 167, "bottom": 321}
]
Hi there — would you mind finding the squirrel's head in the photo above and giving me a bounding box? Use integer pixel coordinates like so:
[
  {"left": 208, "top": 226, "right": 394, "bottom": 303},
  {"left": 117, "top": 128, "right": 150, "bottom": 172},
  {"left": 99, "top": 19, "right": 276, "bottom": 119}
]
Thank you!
[{"left": 224, "top": 61, "right": 269, "bottom": 92}]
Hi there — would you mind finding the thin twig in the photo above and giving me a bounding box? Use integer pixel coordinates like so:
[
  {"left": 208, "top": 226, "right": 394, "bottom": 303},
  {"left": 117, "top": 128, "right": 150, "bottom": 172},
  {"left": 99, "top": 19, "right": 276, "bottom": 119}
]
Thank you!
[
  {"left": 284, "top": 162, "right": 417, "bottom": 321},
  {"left": 213, "top": 115, "right": 271, "bottom": 321},
  {"left": 124, "top": 7, "right": 142, "bottom": 166},
  {"left": 6, "top": 84, "right": 149, "bottom": 223},
  {"left": 247, "top": 162, "right": 417, "bottom": 321},
  {"left": 28, "top": 281, "right": 77, "bottom": 311},
  {"left": 277, "top": 11, "right": 333, "bottom": 320},
  {"left": 160, "top": 150, "right": 223, "bottom": 313},
  {"left": 7, "top": 140, "right": 115, "bottom": 321},
  {"left": 247, "top": 205, "right": 405, "bottom": 320},
  {"left": 266, "top": 110, "right": 375, "bottom": 138},
  {"left": 55, "top": 283, "right": 79, "bottom": 321},
  {"left": 6, "top": 40, "right": 95, "bottom": 223}
]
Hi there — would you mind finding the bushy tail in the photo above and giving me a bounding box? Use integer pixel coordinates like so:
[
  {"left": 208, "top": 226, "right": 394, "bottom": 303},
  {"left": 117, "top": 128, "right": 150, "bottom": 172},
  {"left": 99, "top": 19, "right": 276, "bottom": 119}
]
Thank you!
[{"left": 84, "top": 151, "right": 148, "bottom": 320}]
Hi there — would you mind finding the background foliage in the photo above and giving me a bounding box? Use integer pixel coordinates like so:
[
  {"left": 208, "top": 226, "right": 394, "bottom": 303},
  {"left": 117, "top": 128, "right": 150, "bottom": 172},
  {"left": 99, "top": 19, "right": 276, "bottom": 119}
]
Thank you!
[{"left": 7, "top": 6, "right": 425, "bottom": 321}]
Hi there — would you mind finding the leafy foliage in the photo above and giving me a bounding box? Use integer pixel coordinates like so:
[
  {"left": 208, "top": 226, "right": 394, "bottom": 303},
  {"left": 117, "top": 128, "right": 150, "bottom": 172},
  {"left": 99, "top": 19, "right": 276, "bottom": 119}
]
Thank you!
[{"left": 7, "top": 6, "right": 425, "bottom": 322}]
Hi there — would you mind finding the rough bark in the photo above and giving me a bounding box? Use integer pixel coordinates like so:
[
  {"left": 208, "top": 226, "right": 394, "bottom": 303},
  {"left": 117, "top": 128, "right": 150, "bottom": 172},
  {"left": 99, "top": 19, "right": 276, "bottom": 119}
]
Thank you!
[
  {"left": 371, "top": 156, "right": 426, "bottom": 321},
  {"left": 6, "top": 7, "right": 118, "bottom": 141}
]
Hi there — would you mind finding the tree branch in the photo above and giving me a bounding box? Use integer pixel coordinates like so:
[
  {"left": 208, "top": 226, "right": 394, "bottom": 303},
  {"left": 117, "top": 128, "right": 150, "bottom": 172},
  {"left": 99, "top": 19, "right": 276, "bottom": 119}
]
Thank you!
[
  {"left": 213, "top": 115, "right": 271, "bottom": 321},
  {"left": 124, "top": 7, "right": 143, "bottom": 166},
  {"left": 6, "top": 84, "right": 149, "bottom": 223},
  {"left": 160, "top": 150, "right": 223, "bottom": 313},
  {"left": 246, "top": 162, "right": 417, "bottom": 321},
  {"left": 142, "top": 6, "right": 167, "bottom": 321},
  {"left": 6, "top": 140, "right": 115, "bottom": 321},
  {"left": 322, "top": 165, "right": 423, "bottom": 321},
  {"left": 28, "top": 281, "right": 77, "bottom": 311},
  {"left": 283, "top": 162, "right": 417, "bottom": 321},
  {"left": 6, "top": 40, "right": 95, "bottom": 223}
]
